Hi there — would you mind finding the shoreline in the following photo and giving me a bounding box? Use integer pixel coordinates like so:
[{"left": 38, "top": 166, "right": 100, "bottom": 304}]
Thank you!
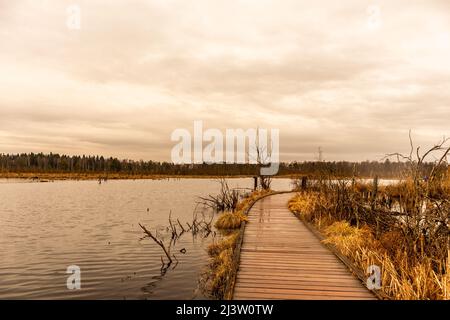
[
  {"left": 0, "top": 172, "right": 402, "bottom": 181},
  {"left": 0, "top": 172, "right": 305, "bottom": 181}
]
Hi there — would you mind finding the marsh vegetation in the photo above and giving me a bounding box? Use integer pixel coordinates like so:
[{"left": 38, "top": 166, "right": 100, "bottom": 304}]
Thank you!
[
  {"left": 199, "top": 179, "right": 274, "bottom": 299},
  {"left": 289, "top": 138, "right": 450, "bottom": 299}
]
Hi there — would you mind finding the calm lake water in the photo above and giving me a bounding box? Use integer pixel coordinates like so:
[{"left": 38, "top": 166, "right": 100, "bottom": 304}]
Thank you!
[{"left": 0, "top": 178, "right": 293, "bottom": 300}]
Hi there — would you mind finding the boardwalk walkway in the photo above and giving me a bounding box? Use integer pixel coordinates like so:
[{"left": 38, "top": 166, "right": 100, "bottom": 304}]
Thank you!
[{"left": 233, "top": 193, "right": 376, "bottom": 300}]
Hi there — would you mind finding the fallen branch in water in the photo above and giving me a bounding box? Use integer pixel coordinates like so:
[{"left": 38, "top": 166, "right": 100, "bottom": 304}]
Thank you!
[
  {"left": 139, "top": 208, "right": 215, "bottom": 270},
  {"left": 177, "top": 218, "right": 186, "bottom": 233},
  {"left": 168, "top": 211, "right": 178, "bottom": 239},
  {"left": 139, "top": 223, "right": 173, "bottom": 264}
]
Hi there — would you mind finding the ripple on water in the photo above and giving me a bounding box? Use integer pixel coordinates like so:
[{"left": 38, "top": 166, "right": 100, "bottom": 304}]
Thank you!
[{"left": 0, "top": 178, "right": 295, "bottom": 299}]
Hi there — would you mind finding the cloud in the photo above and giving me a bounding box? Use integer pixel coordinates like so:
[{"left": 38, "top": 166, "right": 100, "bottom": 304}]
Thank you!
[{"left": 0, "top": 0, "right": 449, "bottom": 161}]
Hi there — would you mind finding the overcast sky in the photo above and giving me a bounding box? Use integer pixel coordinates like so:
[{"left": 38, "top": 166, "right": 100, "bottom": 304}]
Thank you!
[{"left": 1, "top": 0, "right": 449, "bottom": 162}]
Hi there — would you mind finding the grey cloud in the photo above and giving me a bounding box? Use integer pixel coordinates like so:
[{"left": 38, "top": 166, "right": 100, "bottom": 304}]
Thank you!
[{"left": 0, "top": 0, "right": 449, "bottom": 161}]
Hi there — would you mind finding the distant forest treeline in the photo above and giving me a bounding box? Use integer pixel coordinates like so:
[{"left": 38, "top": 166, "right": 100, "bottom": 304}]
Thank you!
[{"left": 0, "top": 152, "right": 437, "bottom": 178}]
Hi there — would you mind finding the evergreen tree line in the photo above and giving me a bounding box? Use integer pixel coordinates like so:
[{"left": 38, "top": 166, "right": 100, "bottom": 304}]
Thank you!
[{"left": 0, "top": 152, "right": 436, "bottom": 178}]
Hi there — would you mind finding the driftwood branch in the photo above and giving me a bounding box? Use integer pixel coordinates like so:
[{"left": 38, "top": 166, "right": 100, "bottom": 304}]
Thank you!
[{"left": 139, "top": 223, "right": 173, "bottom": 264}]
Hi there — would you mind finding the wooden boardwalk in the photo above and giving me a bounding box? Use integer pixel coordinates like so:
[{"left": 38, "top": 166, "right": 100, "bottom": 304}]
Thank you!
[{"left": 233, "top": 193, "right": 376, "bottom": 300}]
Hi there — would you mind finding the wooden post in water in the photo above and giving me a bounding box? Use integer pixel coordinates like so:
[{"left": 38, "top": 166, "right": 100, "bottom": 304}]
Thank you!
[
  {"left": 301, "top": 176, "right": 308, "bottom": 190},
  {"left": 372, "top": 175, "right": 380, "bottom": 237},
  {"left": 372, "top": 176, "right": 379, "bottom": 204}
]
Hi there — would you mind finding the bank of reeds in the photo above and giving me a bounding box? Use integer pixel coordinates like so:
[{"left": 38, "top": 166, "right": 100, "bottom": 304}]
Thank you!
[
  {"left": 201, "top": 189, "right": 272, "bottom": 299},
  {"left": 289, "top": 139, "right": 450, "bottom": 300},
  {"left": 289, "top": 183, "right": 449, "bottom": 300}
]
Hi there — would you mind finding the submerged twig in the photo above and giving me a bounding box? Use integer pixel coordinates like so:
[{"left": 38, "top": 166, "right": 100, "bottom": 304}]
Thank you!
[{"left": 139, "top": 223, "right": 173, "bottom": 264}]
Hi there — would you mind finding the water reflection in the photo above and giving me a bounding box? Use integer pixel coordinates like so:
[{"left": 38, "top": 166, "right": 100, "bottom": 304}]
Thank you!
[{"left": 0, "top": 178, "right": 292, "bottom": 299}]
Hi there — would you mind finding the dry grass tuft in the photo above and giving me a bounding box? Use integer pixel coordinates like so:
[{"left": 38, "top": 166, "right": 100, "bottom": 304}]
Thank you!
[
  {"left": 214, "top": 189, "right": 271, "bottom": 230},
  {"left": 203, "top": 232, "right": 239, "bottom": 299},
  {"left": 322, "top": 221, "right": 449, "bottom": 300},
  {"left": 288, "top": 192, "right": 319, "bottom": 218},
  {"left": 288, "top": 192, "right": 332, "bottom": 229},
  {"left": 215, "top": 211, "right": 248, "bottom": 230}
]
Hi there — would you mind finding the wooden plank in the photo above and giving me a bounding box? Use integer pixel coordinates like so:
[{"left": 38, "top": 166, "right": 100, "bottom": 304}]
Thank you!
[
  {"left": 238, "top": 267, "right": 353, "bottom": 276},
  {"left": 234, "top": 292, "right": 375, "bottom": 300},
  {"left": 236, "top": 278, "right": 365, "bottom": 288},
  {"left": 232, "top": 193, "right": 376, "bottom": 300},
  {"left": 240, "top": 252, "right": 338, "bottom": 258},
  {"left": 235, "top": 280, "right": 370, "bottom": 291},
  {"left": 238, "top": 264, "right": 351, "bottom": 272},
  {"left": 237, "top": 272, "right": 359, "bottom": 282},
  {"left": 234, "top": 287, "right": 373, "bottom": 298}
]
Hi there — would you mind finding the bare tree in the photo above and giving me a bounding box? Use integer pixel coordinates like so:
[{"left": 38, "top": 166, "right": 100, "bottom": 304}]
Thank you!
[
  {"left": 248, "top": 128, "right": 273, "bottom": 190},
  {"left": 383, "top": 131, "right": 450, "bottom": 262}
]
